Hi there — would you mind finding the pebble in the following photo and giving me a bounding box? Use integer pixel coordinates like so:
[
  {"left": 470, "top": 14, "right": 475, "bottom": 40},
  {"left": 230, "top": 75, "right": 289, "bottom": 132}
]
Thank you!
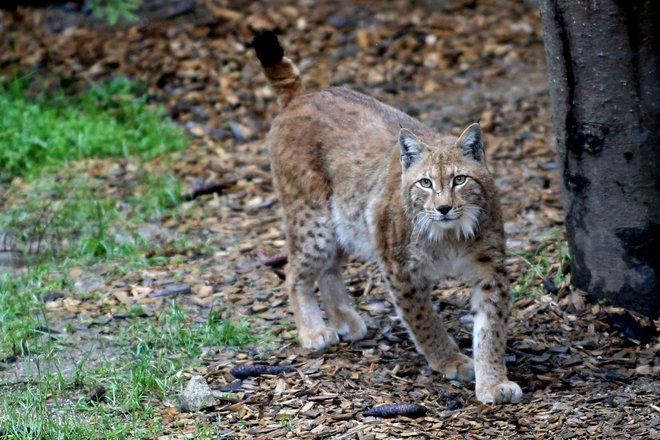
[
  {"left": 74, "top": 275, "right": 105, "bottom": 294},
  {"left": 179, "top": 375, "right": 217, "bottom": 412}
]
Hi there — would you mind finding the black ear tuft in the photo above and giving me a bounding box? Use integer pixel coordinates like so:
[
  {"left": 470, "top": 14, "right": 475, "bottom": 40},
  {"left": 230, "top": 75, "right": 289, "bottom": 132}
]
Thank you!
[
  {"left": 253, "top": 31, "right": 284, "bottom": 68},
  {"left": 399, "top": 128, "right": 423, "bottom": 170},
  {"left": 456, "top": 123, "right": 484, "bottom": 162}
]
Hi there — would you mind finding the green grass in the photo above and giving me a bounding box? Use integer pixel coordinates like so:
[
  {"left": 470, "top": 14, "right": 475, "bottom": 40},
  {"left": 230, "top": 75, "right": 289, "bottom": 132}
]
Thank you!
[
  {"left": 0, "top": 76, "right": 185, "bottom": 180},
  {"left": 0, "top": 302, "right": 261, "bottom": 439},
  {"left": 0, "top": 269, "right": 57, "bottom": 358},
  {"left": 0, "top": 76, "right": 187, "bottom": 271},
  {"left": 0, "top": 74, "right": 163, "bottom": 358},
  {"left": 0, "top": 77, "right": 261, "bottom": 438},
  {"left": 90, "top": 0, "right": 142, "bottom": 24},
  {"left": 134, "top": 302, "right": 261, "bottom": 359},
  {"left": 511, "top": 231, "right": 571, "bottom": 300}
]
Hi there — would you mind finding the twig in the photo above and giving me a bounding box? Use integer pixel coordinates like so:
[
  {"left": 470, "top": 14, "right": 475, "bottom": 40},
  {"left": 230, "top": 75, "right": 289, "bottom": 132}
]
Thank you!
[
  {"left": 162, "top": 0, "right": 198, "bottom": 20},
  {"left": 182, "top": 182, "right": 231, "bottom": 201},
  {"left": 257, "top": 248, "right": 288, "bottom": 268},
  {"left": 148, "top": 284, "right": 191, "bottom": 298}
]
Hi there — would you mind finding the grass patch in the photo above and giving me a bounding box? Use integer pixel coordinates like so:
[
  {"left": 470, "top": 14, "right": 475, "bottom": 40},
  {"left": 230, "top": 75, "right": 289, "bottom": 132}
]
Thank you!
[
  {"left": 0, "top": 302, "right": 262, "bottom": 439},
  {"left": 0, "top": 75, "right": 265, "bottom": 438},
  {"left": 0, "top": 269, "right": 58, "bottom": 358},
  {"left": 133, "top": 302, "right": 261, "bottom": 360},
  {"left": 0, "top": 170, "right": 182, "bottom": 267},
  {"left": 0, "top": 78, "right": 191, "bottom": 359},
  {"left": 511, "top": 231, "right": 571, "bottom": 300},
  {"left": 90, "top": 0, "right": 142, "bottom": 24},
  {"left": 0, "top": 75, "right": 187, "bottom": 272},
  {"left": 0, "top": 76, "right": 200, "bottom": 436},
  {"left": 0, "top": 76, "right": 185, "bottom": 180}
]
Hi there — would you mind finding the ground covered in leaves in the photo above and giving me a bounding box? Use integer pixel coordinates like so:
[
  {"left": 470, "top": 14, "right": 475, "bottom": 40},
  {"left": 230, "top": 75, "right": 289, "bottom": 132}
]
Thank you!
[{"left": 1, "top": 0, "right": 659, "bottom": 438}]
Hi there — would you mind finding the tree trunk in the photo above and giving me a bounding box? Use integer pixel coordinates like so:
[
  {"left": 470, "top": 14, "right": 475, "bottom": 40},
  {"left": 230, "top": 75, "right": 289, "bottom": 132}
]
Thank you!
[{"left": 538, "top": 0, "right": 660, "bottom": 317}]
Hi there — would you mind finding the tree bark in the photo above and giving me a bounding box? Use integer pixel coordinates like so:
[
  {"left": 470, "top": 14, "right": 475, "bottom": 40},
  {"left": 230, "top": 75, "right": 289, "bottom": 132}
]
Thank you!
[{"left": 539, "top": 0, "right": 660, "bottom": 317}]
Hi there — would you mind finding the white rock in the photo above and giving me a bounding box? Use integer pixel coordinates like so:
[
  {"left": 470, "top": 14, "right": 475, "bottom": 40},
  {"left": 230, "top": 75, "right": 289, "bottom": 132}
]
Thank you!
[{"left": 179, "top": 375, "right": 217, "bottom": 412}]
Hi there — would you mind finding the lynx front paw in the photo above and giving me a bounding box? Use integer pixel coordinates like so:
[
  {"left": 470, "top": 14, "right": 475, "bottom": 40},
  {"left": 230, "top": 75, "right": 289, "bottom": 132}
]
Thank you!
[
  {"left": 299, "top": 326, "right": 339, "bottom": 350},
  {"left": 431, "top": 353, "right": 475, "bottom": 382},
  {"left": 331, "top": 310, "right": 367, "bottom": 342},
  {"left": 476, "top": 380, "right": 523, "bottom": 404}
]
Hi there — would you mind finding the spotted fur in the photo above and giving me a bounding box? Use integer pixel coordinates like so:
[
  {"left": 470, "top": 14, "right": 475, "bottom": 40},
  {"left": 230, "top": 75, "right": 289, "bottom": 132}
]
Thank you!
[{"left": 254, "top": 33, "right": 522, "bottom": 404}]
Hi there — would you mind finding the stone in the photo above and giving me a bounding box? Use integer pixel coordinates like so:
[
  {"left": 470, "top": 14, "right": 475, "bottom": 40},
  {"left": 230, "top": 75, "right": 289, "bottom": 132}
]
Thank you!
[
  {"left": 74, "top": 275, "right": 105, "bottom": 294},
  {"left": 179, "top": 375, "right": 217, "bottom": 412}
]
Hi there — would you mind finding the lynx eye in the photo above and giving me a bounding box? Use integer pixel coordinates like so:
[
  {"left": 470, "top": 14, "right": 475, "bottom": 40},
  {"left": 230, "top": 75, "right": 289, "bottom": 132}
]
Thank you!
[
  {"left": 452, "top": 175, "right": 467, "bottom": 186},
  {"left": 419, "top": 178, "right": 433, "bottom": 188}
]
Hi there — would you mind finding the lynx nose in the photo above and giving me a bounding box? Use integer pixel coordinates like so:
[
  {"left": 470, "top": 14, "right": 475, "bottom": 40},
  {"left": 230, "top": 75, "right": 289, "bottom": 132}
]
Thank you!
[{"left": 437, "top": 205, "right": 452, "bottom": 215}]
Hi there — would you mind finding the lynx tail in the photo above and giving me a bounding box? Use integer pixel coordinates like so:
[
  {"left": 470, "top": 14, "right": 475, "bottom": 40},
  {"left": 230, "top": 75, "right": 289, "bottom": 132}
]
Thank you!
[{"left": 253, "top": 32, "right": 304, "bottom": 108}]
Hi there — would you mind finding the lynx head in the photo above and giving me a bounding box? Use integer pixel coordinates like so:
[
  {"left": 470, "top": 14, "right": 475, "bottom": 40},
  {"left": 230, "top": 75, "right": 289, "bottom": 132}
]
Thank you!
[{"left": 399, "top": 124, "right": 490, "bottom": 241}]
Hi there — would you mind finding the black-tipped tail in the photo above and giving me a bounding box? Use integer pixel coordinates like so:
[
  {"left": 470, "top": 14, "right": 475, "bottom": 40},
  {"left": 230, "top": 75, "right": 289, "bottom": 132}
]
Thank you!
[
  {"left": 253, "top": 31, "right": 284, "bottom": 68},
  {"left": 252, "top": 32, "right": 303, "bottom": 108}
]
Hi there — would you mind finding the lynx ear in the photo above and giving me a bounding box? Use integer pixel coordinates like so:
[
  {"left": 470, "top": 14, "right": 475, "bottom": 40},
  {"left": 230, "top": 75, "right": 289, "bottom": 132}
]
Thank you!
[
  {"left": 399, "top": 128, "right": 423, "bottom": 170},
  {"left": 456, "top": 123, "right": 484, "bottom": 162}
]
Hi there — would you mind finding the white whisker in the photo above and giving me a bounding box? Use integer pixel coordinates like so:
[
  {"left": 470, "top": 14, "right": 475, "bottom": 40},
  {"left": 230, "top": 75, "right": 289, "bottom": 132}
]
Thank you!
[
  {"left": 457, "top": 205, "right": 482, "bottom": 240},
  {"left": 412, "top": 212, "right": 429, "bottom": 244}
]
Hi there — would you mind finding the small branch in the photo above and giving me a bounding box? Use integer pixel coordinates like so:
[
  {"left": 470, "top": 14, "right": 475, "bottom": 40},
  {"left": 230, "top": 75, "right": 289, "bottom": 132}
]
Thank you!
[
  {"left": 161, "top": 0, "right": 197, "bottom": 20},
  {"left": 182, "top": 181, "right": 233, "bottom": 201},
  {"left": 257, "top": 248, "right": 288, "bottom": 268},
  {"left": 148, "top": 284, "right": 191, "bottom": 298}
]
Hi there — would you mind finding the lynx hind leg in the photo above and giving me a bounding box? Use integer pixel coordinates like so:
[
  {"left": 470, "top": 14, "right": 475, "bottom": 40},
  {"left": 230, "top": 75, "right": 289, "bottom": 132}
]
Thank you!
[
  {"left": 318, "top": 260, "right": 367, "bottom": 342},
  {"left": 285, "top": 208, "right": 341, "bottom": 350}
]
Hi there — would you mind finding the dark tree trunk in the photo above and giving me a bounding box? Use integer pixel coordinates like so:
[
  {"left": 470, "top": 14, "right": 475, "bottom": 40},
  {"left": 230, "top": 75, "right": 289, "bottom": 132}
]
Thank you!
[{"left": 539, "top": 0, "right": 660, "bottom": 317}]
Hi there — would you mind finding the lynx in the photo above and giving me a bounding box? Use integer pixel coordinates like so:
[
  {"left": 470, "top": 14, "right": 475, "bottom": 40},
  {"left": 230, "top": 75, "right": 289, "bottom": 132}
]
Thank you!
[{"left": 253, "top": 32, "right": 522, "bottom": 404}]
